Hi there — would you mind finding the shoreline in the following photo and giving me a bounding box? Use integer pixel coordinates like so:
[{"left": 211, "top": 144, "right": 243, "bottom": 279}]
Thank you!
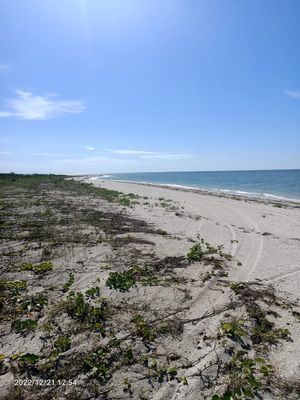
[
  {"left": 83, "top": 176, "right": 300, "bottom": 298},
  {"left": 80, "top": 176, "right": 300, "bottom": 207}
]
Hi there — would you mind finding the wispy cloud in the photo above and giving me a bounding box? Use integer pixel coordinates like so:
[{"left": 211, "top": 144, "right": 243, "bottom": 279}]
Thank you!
[
  {"left": 84, "top": 146, "right": 95, "bottom": 151},
  {"left": 110, "top": 149, "right": 156, "bottom": 155},
  {"left": 0, "top": 90, "right": 86, "bottom": 120},
  {"left": 108, "top": 149, "right": 192, "bottom": 160},
  {"left": 284, "top": 89, "right": 300, "bottom": 99},
  {"left": 0, "top": 151, "right": 12, "bottom": 155}
]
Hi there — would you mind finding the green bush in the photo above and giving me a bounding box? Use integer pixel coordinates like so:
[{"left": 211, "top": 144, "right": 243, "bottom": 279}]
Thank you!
[
  {"left": 12, "top": 319, "right": 37, "bottom": 335},
  {"left": 106, "top": 270, "right": 136, "bottom": 292},
  {"left": 54, "top": 335, "right": 71, "bottom": 353},
  {"left": 187, "top": 243, "right": 204, "bottom": 262},
  {"left": 187, "top": 240, "right": 224, "bottom": 262},
  {"left": 65, "top": 291, "right": 109, "bottom": 330},
  {"left": 221, "top": 320, "right": 247, "bottom": 338},
  {"left": 85, "top": 286, "right": 101, "bottom": 299}
]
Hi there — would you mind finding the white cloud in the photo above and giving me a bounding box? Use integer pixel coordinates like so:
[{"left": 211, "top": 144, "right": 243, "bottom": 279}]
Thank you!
[
  {"left": 284, "top": 90, "right": 300, "bottom": 99},
  {"left": 0, "top": 151, "right": 12, "bottom": 155},
  {"left": 110, "top": 149, "right": 156, "bottom": 155},
  {"left": 0, "top": 90, "right": 86, "bottom": 120},
  {"left": 108, "top": 149, "right": 192, "bottom": 160},
  {"left": 84, "top": 146, "right": 95, "bottom": 151}
]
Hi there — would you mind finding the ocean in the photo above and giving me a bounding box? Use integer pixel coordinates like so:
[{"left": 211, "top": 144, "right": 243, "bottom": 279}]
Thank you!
[{"left": 98, "top": 169, "right": 300, "bottom": 202}]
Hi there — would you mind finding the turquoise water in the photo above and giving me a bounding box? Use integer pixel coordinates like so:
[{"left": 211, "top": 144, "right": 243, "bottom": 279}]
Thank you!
[{"left": 99, "top": 170, "right": 300, "bottom": 201}]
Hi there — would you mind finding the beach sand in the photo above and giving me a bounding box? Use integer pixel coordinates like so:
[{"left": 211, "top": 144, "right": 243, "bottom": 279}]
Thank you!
[
  {"left": 85, "top": 177, "right": 300, "bottom": 299},
  {"left": 1, "top": 175, "right": 300, "bottom": 399},
  {"left": 84, "top": 177, "right": 300, "bottom": 395}
]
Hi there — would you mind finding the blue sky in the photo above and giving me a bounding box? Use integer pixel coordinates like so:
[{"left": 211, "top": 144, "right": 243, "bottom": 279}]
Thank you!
[{"left": 0, "top": 0, "right": 299, "bottom": 174}]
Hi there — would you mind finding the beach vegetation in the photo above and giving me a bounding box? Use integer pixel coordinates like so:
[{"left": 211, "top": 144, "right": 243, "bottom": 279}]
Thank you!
[
  {"left": 65, "top": 291, "right": 109, "bottom": 331},
  {"left": 12, "top": 319, "right": 37, "bottom": 335},
  {"left": 127, "top": 192, "right": 139, "bottom": 199},
  {"left": 85, "top": 286, "right": 101, "bottom": 299},
  {"left": 140, "top": 276, "right": 160, "bottom": 286},
  {"left": 117, "top": 193, "right": 140, "bottom": 207},
  {"left": 18, "top": 294, "right": 48, "bottom": 313},
  {"left": 187, "top": 239, "right": 224, "bottom": 262},
  {"left": 40, "top": 322, "right": 54, "bottom": 333},
  {"left": 62, "top": 272, "right": 75, "bottom": 292},
  {"left": 212, "top": 356, "right": 273, "bottom": 400},
  {"left": 16, "top": 353, "right": 39, "bottom": 372},
  {"left": 145, "top": 360, "right": 178, "bottom": 383},
  {"left": 221, "top": 319, "right": 247, "bottom": 339},
  {"left": 83, "top": 348, "right": 112, "bottom": 382},
  {"left": 83, "top": 338, "right": 134, "bottom": 383},
  {"left": 106, "top": 269, "right": 137, "bottom": 292},
  {"left": 1, "top": 279, "right": 26, "bottom": 293},
  {"left": 131, "top": 314, "right": 157, "bottom": 342},
  {"left": 229, "top": 282, "right": 292, "bottom": 346},
  {"left": 54, "top": 335, "right": 71, "bottom": 353},
  {"left": 187, "top": 243, "right": 204, "bottom": 261},
  {"left": 118, "top": 196, "right": 131, "bottom": 207},
  {"left": 20, "top": 261, "right": 53, "bottom": 274}
]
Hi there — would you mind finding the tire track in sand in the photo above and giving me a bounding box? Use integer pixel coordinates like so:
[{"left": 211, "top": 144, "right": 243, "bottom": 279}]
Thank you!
[{"left": 223, "top": 204, "right": 264, "bottom": 282}]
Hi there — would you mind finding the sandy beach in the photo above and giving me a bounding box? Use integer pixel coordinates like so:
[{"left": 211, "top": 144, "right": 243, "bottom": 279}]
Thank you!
[
  {"left": 1, "top": 175, "right": 300, "bottom": 399},
  {"left": 86, "top": 177, "right": 300, "bottom": 298},
  {"left": 84, "top": 177, "right": 300, "bottom": 395}
]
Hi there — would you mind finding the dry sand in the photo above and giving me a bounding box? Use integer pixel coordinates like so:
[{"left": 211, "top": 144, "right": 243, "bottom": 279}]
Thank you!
[
  {"left": 84, "top": 177, "right": 300, "bottom": 391},
  {"left": 1, "top": 175, "right": 300, "bottom": 400},
  {"left": 85, "top": 178, "right": 300, "bottom": 299}
]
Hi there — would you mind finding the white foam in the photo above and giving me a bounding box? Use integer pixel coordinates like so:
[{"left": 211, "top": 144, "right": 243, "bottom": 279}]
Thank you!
[
  {"left": 262, "top": 193, "right": 300, "bottom": 202},
  {"left": 162, "top": 183, "right": 199, "bottom": 190}
]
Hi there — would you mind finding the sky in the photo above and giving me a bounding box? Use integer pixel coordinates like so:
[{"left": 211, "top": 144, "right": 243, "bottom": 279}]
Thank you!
[{"left": 0, "top": 0, "right": 299, "bottom": 174}]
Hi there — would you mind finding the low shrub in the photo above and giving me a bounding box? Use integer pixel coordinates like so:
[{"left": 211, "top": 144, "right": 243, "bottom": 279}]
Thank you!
[
  {"left": 21, "top": 261, "right": 53, "bottom": 274},
  {"left": 54, "top": 335, "right": 71, "bottom": 353},
  {"left": 106, "top": 270, "right": 136, "bottom": 292},
  {"left": 12, "top": 319, "right": 37, "bottom": 335}
]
